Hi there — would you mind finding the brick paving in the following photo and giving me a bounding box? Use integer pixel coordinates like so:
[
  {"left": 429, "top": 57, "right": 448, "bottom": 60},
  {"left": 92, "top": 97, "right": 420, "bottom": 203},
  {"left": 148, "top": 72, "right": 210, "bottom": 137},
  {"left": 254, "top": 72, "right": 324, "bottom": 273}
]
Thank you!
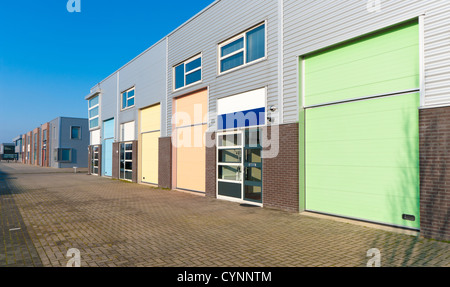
[{"left": 0, "top": 162, "right": 448, "bottom": 267}]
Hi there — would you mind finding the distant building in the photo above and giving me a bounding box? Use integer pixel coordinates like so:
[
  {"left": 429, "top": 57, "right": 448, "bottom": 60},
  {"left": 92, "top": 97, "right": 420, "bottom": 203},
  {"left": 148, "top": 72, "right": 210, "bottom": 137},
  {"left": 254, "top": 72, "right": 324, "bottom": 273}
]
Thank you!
[
  {"left": 14, "top": 117, "right": 89, "bottom": 168},
  {"left": 0, "top": 143, "right": 17, "bottom": 161},
  {"left": 12, "top": 135, "right": 23, "bottom": 161}
]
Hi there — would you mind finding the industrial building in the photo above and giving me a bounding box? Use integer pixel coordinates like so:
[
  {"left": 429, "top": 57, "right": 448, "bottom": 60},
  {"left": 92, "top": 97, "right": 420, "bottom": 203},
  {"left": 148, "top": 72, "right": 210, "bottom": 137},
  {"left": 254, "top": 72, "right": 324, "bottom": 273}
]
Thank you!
[
  {"left": 85, "top": 0, "right": 450, "bottom": 241},
  {"left": 14, "top": 117, "right": 89, "bottom": 168}
]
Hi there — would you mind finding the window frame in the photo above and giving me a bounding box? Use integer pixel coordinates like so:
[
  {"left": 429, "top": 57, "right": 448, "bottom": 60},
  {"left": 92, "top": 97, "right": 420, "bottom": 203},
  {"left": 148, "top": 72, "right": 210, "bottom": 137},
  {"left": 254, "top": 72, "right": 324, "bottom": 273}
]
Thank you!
[
  {"left": 70, "top": 126, "right": 82, "bottom": 140},
  {"left": 121, "top": 87, "right": 136, "bottom": 111},
  {"left": 217, "top": 22, "right": 267, "bottom": 75},
  {"left": 56, "top": 148, "right": 72, "bottom": 163},
  {"left": 173, "top": 53, "right": 203, "bottom": 92},
  {"left": 88, "top": 95, "right": 100, "bottom": 130}
]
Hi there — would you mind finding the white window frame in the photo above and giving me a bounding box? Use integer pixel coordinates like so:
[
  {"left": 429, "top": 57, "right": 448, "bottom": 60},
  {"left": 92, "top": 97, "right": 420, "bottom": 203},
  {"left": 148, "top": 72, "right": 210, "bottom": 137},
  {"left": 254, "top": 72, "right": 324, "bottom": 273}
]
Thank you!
[
  {"left": 88, "top": 95, "right": 100, "bottom": 130},
  {"left": 218, "top": 22, "right": 267, "bottom": 75},
  {"left": 173, "top": 53, "right": 203, "bottom": 91},
  {"left": 121, "top": 87, "right": 136, "bottom": 111}
]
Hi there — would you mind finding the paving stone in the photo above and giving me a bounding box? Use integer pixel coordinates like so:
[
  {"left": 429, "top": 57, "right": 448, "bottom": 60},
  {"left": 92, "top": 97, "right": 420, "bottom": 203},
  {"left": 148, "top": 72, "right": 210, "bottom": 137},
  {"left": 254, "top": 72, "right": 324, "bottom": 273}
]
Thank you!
[{"left": 0, "top": 162, "right": 449, "bottom": 267}]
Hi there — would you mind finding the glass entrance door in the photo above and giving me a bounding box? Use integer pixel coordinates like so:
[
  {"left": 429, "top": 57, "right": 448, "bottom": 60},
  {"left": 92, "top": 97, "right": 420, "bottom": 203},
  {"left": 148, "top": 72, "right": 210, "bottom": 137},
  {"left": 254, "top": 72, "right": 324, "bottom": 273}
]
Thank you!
[
  {"left": 217, "top": 129, "right": 263, "bottom": 205},
  {"left": 91, "top": 145, "right": 99, "bottom": 175},
  {"left": 120, "top": 142, "right": 133, "bottom": 181},
  {"left": 217, "top": 131, "right": 243, "bottom": 200}
]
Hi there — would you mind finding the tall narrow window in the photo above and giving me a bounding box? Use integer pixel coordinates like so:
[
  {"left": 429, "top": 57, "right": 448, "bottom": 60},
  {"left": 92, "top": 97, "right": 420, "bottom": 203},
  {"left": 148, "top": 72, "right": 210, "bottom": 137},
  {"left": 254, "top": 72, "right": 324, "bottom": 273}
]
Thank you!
[
  {"left": 121, "top": 88, "right": 135, "bottom": 110},
  {"left": 88, "top": 96, "right": 100, "bottom": 129},
  {"left": 219, "top": 23, "right": 266, "bottom": 74},
  {"left": 71, "top": 126, "right": 81, "bottom": 139},
  {"left": 173, "top": 54, "right": 202, "bottom": 90}
]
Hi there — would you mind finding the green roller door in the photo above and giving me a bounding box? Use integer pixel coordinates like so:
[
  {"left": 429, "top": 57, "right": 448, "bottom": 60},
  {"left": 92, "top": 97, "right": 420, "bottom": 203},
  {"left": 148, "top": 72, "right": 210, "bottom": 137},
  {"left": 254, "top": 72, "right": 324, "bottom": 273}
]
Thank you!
[
  {"left": 305, "top": 94, "right": 420, "bottom": 229},
  {"left": 304, "top": 20, "right": 419, "bottom": 107},
  {"left": 303, "top": 20, "right": 420, "bottom": 229}
]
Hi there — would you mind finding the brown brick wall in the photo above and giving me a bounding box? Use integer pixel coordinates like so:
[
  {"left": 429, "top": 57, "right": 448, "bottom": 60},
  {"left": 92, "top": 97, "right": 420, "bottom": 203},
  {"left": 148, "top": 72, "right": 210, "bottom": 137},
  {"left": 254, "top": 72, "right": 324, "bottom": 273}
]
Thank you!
[
  {"left": 158, "top": 137, "right": 172, "bottom": 189},
  {"left": 263, "top": 123, "right": 299, "bottom": 213},
  {"left": 419, "top": 106, "right": 450, "bottom": 241},
  {"left": 32, "top": 128, "right": 40, "bottom": 166},
  {"left": 131, "top": 141, "right": 138, "bottom": 183},
  {"left": 87, "top": 145, "right": 92, "bottom": 175},
  {"left": 112, "top": 142, "right": 119, "bottom": 179},
  {"left": 205, "top": 132, "right": 216, "bottom": 198}
]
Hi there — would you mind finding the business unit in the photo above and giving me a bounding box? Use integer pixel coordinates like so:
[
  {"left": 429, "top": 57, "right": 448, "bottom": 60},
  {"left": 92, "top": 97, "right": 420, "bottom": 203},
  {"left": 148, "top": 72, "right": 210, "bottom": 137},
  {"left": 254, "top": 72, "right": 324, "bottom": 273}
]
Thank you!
[
  {"left": 15, "top": 117, "right": 89, "bottom": 168},
  {"left": 0, "top": 143, "right": 17, "bottom": 161},
  {"left": 48, "top": 117, "right": 89, "bottom": 168},
  {"left": 166, "top": 0, "right": 287, "bottom": 210},
  {"left": 84, "top": 0, "right": 450, "bottom": 240},
  {"left": 282, "top": 0, "right": 450, "bottom": 240},
  {"left": 86, "top": 38, "right": 167, "bottom": 183}
]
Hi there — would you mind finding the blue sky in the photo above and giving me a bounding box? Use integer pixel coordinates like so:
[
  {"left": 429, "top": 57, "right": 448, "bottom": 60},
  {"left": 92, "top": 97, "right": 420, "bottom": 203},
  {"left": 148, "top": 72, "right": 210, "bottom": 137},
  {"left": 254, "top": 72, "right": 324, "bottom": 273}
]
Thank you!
[{"left": 0, "top": 0, "right": 214, "bottom": 143}]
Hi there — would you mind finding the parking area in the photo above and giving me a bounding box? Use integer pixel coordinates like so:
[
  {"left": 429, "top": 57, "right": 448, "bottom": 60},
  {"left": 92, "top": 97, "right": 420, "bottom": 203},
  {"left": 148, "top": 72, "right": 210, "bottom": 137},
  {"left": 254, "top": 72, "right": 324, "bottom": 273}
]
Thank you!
[{"left": 0, "top": 162, "right": 448, "bottom": 267}]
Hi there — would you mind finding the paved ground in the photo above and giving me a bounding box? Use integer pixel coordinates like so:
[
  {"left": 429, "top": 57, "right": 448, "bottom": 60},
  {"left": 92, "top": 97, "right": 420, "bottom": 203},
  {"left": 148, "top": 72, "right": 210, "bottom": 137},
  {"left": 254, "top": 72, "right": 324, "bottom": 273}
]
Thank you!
[{"left": 0, "top": 162, "right": 448, "bottom": 267}]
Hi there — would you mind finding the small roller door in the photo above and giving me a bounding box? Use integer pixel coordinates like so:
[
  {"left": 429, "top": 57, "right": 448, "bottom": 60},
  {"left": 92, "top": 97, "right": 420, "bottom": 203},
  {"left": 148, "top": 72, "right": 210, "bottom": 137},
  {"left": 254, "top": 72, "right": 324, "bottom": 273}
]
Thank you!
[
  {"left": 102, "top": 118, "right": 115, "bottom": 177},
  {"left": 140, "top": 104, "right": 160, "bottom": 184}
]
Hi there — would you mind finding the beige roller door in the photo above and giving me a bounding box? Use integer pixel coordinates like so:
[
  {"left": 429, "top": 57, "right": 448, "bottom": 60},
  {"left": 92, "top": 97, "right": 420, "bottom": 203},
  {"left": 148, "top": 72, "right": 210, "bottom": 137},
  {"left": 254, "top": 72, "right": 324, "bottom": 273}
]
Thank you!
[{"left": 174, "top": 89, "right": 207, "bottom": 192}]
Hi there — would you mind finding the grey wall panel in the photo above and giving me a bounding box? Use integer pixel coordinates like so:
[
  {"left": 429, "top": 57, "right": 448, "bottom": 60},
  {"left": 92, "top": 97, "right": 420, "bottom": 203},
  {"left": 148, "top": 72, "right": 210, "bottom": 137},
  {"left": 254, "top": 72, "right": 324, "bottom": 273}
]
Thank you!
[
  {"left": 59, "top": 118, "right": 90, "bottom": 168},
  {"left": 283, "top": 0, "right": 450, "bottom": 123},
  {"left": 118, "top": 39, "right": 167, "bottom": 138},
  {"left": 99, "top": 74, "right": 118, "bottom": 124},
  {"left": 167, "top": 0, "right": 280, "bottom": 135}
]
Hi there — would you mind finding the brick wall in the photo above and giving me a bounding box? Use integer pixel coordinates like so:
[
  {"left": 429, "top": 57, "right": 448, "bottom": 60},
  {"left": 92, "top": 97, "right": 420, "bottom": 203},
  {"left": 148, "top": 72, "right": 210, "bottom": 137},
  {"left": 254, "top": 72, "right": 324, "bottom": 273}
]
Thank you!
[
  {"left": 263, "top": 123, "right": 299, "bottom": 213},
  {"left": 205, "top": 132, "right": 216, "bottom": 198},
  {"left": 87, "top": 146, "right": 92, "bottom": 175},
  {"left": 112, "top": 142, "right": 119, "bottom": 179},
  {"left": 419, "top": 107, "right": 450, "bottom": 241},
  {"left": 158, "top": 137, "right": 172, "bottom": 189},
  {"left": 132, "top": 141, "right": 138, "bottom": 183}
]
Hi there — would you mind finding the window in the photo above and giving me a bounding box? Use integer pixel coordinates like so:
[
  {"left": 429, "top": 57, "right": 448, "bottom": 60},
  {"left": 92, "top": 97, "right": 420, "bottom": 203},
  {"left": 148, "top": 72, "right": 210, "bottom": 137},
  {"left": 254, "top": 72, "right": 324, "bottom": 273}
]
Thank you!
[
  {"left": 71, "top": 126, "right": 81, "bottom": 139},
  {"left": 88, "top": 96, "right": 100, "bottom": 129},
  {"left": 219, "top": 23, "right": 266, "bottom": 74},
  {"left": 56, "top": 148, "right": 72, "bottom": 162},
  {"left": 91, "top": 145, "right": 100, "bottom": 175},
  {"left": 174, "top": 54, "right": 202, "bottom": 90},
  {"left": 121, "top": 88, "right": 135, "bottom": 110}
]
